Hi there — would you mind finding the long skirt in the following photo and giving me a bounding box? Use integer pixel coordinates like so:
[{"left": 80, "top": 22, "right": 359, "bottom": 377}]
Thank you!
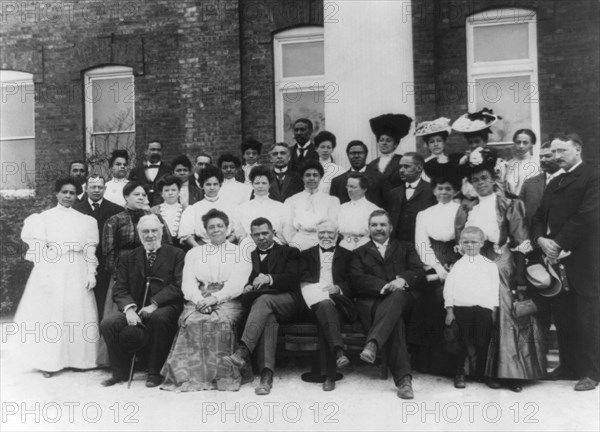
[
  {"left": 483, "top": 243, "right": 547, "bottom": 379},
  {"left": 161, "top": 300, "right": 251, "bottom": 391}
]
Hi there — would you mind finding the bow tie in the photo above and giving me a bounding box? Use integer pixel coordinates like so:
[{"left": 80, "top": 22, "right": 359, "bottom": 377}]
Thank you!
[
  {"left": 320, "top": 246, "right": 335, "bottom": 253},
  {"left": 258, "top": 248, "right": 272, "bottom": 256},
  {"left": 147, "top": 164, "right": 160, "bottom": 168},
  {"left": 405, "top": 184, "right": 415, "bottom": 189}
]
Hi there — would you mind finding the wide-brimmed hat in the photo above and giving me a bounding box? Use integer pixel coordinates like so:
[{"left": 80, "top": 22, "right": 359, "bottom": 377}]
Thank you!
[
  {"left": 118, "top": 324, "right": 150, "bottom": 353},
  {"left": 452, "top": 108, "right": 500, "bottom": 133},
  {"left": 369, "top": 114, "right": 413, "bottom": 143},
  {"left": 525, "top": 262, "right": 562, "bottom": 297},
  {"left": 415, "top": 117, "right": 452, "bottom": 138}
]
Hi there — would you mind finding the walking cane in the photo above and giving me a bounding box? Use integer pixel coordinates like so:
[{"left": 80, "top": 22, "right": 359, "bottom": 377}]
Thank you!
[{"left": 128, "top": 276, "right": 164, "bottom": 389}]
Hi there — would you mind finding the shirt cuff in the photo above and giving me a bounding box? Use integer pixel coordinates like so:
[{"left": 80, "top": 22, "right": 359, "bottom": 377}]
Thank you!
[
  {"left": 268, "top": 275, "right": 273, "bottom": 286},
  {"left": 123, "top": 303, "right": 137, "bottom": 313}
]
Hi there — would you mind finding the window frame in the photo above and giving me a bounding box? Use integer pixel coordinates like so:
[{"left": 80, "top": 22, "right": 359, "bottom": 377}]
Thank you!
[
  {"left": 466, "top": 8, "right": 540, "bottom": 147},
  {"left": 273, "top": 26, "right": 325, "bottom": 142}
]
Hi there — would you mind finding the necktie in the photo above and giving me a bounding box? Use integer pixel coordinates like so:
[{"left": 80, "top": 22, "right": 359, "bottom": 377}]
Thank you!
[
  {"left": 148, "top": 164, "right": 160, "bottom": 168},
  {"left": 320, "top": 247, "right": 335, "bottom": 253},
  {"left": 558, "top": 172, "right": 570, "bottom": 186},
  {"left": 92, "top": 202, "right": 100, "bottom": 212},
  {"left": 147, "top": 251, "right": 157, "bottom": 267}
]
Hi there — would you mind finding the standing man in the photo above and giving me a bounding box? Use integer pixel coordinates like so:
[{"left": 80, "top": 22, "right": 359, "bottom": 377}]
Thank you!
[
  {"left": 268, "top": 143, "right": 304, "bottom": 203},
  {"left": 532, "top": 133, "right": 600, "bottom": 391},
  {"left": 329, "top": 140, "right": 386, "bottom": 208},
  {"left": 388, "top": 152, "right": 436, "bottom": 242},
  {"left": 224, "top": 217, "right": 304, "bottom": 395},
  {"left": 100, "top": 214, "right": 184, "bottom": 388},
  {"left": 290, "top": 118, "right": 318, "bottom": 169},
  {"left": 73, "top": 175, "right": 123, "bottom": 318},
  {"left": 129, "top": 142, "right": 172, "bottom": 206},
  {"left": 193, "top": 153, "right": 213, "bottom": 189},
  {"left": 70, "top": 160, "right": 88, "bottom": 200},
  {"left": 350, "top": 210, "right": 426, "bottom": 399}
]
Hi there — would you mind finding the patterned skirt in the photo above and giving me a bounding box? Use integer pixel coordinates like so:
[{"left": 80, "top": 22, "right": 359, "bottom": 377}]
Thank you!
[{"left": 160, "top": 300, "right": 252, "bottom": 391}]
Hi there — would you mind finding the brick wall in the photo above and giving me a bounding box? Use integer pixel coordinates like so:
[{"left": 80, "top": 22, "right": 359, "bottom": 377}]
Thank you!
[{"left": 412, "top": 0, "right": 600, "bottom": 164}]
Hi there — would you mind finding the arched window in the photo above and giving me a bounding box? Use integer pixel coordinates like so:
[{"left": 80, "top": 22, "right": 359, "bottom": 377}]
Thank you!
[
  {"left": 84, "top": 65, "right": 135, "bottom": 160},
  {"left": 273, "top": 26, "right": 325, "bottom": 143},
  {"left": 0, "top": 70, "right": 35, "bottom": 196},
  {"left": 466, "top": 8, "right": 540, "bottom": 148}
]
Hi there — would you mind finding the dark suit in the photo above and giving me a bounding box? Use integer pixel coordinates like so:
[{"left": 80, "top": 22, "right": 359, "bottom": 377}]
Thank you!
[
  {"left": 388, "top": 179, "right": 436, "bottom": 242},
  {"left": 367, "top": 154, "right": 403, "bottom": 192},
  {"left": 268, "top": 167, "right": 304, "bottom": 203},
  {"left": 329, "top": 168, "right": 387, "bottom": 209},
  {"left": 240, "top": 243, "right": 306, "bottom": 372},
  {"left": 519, "top": 172, "right": 547, "bottom": 229},
  {"left": 299, "top": 246, "right": 353, "bottom": 378},
  {"left": 100, "top": 245, "right": 185, "bottom": 379},
  {"left": 290, "top": 142, "right": 319, "bottom": 170},
  {"left": 73, "top": 198, "right": 123, "bottom": 317},
  {"left": 128, "top": 162, "right": 172, "bottom": 206},
  {"left": 532, "top": 162, "right": 600, "bottom": 381},
  {"left": 350, "top": 239, "right": 426, "bottom": 385}
]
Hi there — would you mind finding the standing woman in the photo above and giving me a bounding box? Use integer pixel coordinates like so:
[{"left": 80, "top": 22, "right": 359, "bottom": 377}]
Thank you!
[
  {"left": 233, "top": 165, "right": 288, "bottom": 247},
  {"left": 283, "top": 159, "right": 341, "bottom": 250},
  {"left": 314, "top": 131, "right": 343, "bottom": 194},
  {"left": 14, "top": 177, "right": 99, "bottom": 377},
  {"left": 455, "top": 153, "right": 546, "bottom": 391},
  {"left": 103, "top": 149, "right": 129, "bottom": 207},
  {"left": 504, "top": 129, "right": 540, "bottom": 196},
  {"left": 415, "top": 117, "right": 462, "bottom": 182},
  {"left": 367, "top": 113, "right": 413, "bottom": 190},
  {"left": 161, "top": 209, "right": 252, "bottom": 391},
  {"left": 151, "top": 175, "right": 187, "bottom": 250}
]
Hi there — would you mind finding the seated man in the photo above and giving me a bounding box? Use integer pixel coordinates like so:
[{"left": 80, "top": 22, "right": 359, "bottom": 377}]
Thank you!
[
  {"left": 299, "top": 219, "right": 354, "bottom": 391},
  {"left": 350, "top": 209, "right": 426, "bottom": 399},
  {"left": 100, "top": 214, "right": 185, "bottom": 387},
  {"left": 224, "top": 217, "right": 305, "bottom": 395}
]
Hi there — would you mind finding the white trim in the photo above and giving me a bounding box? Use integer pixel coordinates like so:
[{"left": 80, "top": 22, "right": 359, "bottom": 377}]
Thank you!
[{"left": 0, "top": 70, "right": 33, "bottom": 83}]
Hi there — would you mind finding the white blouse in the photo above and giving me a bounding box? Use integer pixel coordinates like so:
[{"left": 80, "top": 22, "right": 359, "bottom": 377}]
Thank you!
[
  {"left": 181, "top": 242, "right": 252, "bottom": 304},
  {"left": 178, "top": 196, "right": 237, "bottom": 243},
  {"left": 414, "top": 201, "right": 460, "bottom": 266},
  {"left": 504, "top": 155, "right": 540, "bottom": 195},
  {"left": 318, "top": 161, "right": 344, "bottom": 194},
  {"left": 103, "top": 178, "right": 128, "bottom": 207},
  {"left": 157, "top": 202, "right": 183, "bottom": 238},
  {"left": 465, "top": 193, "right": 500, "bottom": 244},
  {"left": 234, "top": 195, "right": 288, "bottom": 243},
  {"left": 338, "top": 197, "right": 381, "bottom": 250},
  {"left": 220, "top": 178, "right": 252, "bottom": 206}
]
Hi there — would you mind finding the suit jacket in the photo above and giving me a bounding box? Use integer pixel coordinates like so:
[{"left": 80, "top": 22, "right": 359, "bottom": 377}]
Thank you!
[
  {"left": 519, "top": 172, "right": 546, "bottom": 229},
  {"left": 290, "top": 142, "right": 319, "bottom": 170},
  {"left": 128, "top": 162, "right": 172, "bottom": 206},
  {"left": 367, "top": 154, "right": 403, "bottom": 192},
  {"left": 268, "top": 167, "right": 304, "bottom": 203},
  {"left": 73, "top": 197, "right": 123, "bottom": 258},
  {"left": 112, "top": 244, "right": 185, "bottom": 311},
  {"left": 242, "top": 243, "right": 302, "bottom": 305},
  {"left": 532, "top": 163, "right": 600, "bottom": 296},
  {"left": 388, "top": 179, "right": 436, "bottom": 242},
  {"left": 329, "top": 167, "right": 386, "bottom": 209},
  {"left": 350, "top": 239, "right": 426, "bottom": 298},
  {"left": 299, "top": 246, "right": 352, "bottom": 297}
]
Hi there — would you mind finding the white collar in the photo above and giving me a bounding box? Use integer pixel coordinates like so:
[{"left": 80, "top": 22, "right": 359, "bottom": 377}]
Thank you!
[
  {"left": 567, "top": 161, "right": 583, "bottom": 173},
  {"left": 273, "top": 166, "right": 288, "bottom": 174},
  {"left": 406, "top": 179, "right": 420, "bottom": 189},
  {"left": 350, "top": 166, "right": 367, "bottom": 173},
  {"left": 373, "top": 238, "right": 390, "bottom": 248}
]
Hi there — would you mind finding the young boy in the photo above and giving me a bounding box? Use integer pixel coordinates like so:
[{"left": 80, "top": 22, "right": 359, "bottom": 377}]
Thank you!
[
  {"left": 239, "top": 138, "right": 262, "bottom": 185},
  {"left": 443, "top": 226, "right": 499, "bottom": 389}
]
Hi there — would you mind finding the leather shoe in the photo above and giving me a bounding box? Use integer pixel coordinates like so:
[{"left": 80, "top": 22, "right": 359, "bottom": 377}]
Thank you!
[
  {"left": 360, "top": 341, "right": 377, "bottom": 364},
  {"left": 255, "top": 369, "right": 273, "bottom": 395},
  {"left": 323, "top": 377, "right": 336, "bottom": 391},
  {"left": 396, "top": 375, "right": 414, "bottom": 399},
  {"left": 224, "top": 345, "right": 250, "bottom": 369},
  {"left": 484, "top": 378, "right": 502, "bottom": 389},
  {"left": 454, "top": 374, "right": 466, "bottom": 389},
  {"left": 509, "top": 382, "right": 523, "bottom": 392},
  {"left": 574, "top": 377, "right": 599, "bottom": 391},
  {"left": 42, "top": 371, "right": 54, "bottom": 378},
  {"left": 336, "top": 354, "right": 350, "bottom": 368},
  {"left": 101, "top": 376, "right": 124, "bottom": 387},
  {"left": 145, "top": 374, "right": 163, "bottom": 388},
  {"left": 547, "top": 366, "right": 578, "bottom": 381}
]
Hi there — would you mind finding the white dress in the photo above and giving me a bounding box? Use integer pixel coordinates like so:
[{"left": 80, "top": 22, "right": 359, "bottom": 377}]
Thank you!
[
  {"left": 220, "top": 178, "right": 252, "bottom": 206},
  {"left": 318, "top": 160, "right": 344, "bottom": 194},
  {"left": 414, "top": 201, "right": 460, "bottom": 266},
  {"left": 284, "top": 190, "right": 340, "bottom": 250},
  {"left": 103, "top": 178, "right": 128, "bottom": 207},
  {"left": 13, "top": 205, "right": 99, "bottom": 372},
  {"left": 178, "top": 196, "right": 238, "bottom": 244},
  {"left": 337, "top": 197, "right": 381, "bottom": 250},
  {"left": 234, "top": 195, "right": 288, "bottom": 247},
  {"left": 504, "top": 155, "right": 540, "bottom": 196}
]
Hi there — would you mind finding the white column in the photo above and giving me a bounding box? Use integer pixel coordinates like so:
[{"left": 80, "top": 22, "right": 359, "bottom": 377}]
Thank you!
[{"left": 324, "top": 0, "right": 416, "bottom": 168}]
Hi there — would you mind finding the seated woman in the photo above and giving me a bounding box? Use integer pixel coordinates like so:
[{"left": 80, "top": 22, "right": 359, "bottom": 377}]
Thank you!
[
  {"left": 314, "top": 131, "right": 344, "bottom": 194},
  {"left": 178, "top": 165, "right": 237, "bottom": 247},
  {"left": 410, "top": 175, "right": 462, "bottom": 374},
  {"left": 151, "top": 175, "right": 187, "bottom": 251},
  {"left": 161, "top": 209, "right": 252, "bottom": 391},
  {"left": 504, "top": 129, "right": 540, "bottom": 196},
  {"left": 455, "top": 152, "right": 546, "bottom": 392},
  {"left": 283, "top": 159, "right": 341, "bottom": 250},
  {"left": 13, "top": 177, "right": 99, "bottom": 377},
  {"left": 234, "top": 165, "right": 288, "bottom": 247},
  {"left": 415, "top": 117, "right": 462, "bottom": 182},
  {"left": 337, "top": 173, "right": 381, "bottom": 251}
]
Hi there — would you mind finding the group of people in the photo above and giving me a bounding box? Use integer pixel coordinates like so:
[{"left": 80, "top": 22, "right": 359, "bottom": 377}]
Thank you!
[{"left": 12, "top": 109, "right": 599, "bottom": 399}]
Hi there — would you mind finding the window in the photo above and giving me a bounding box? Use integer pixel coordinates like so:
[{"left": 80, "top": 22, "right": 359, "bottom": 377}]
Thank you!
[
  {"left": 466, "top": 8, "right": 539, "bottom": 145},
  {"left": 0, "top": 70, "right": 35, "bottom": 196},
  {"left": 84, "top": 66, "right": 135, "bottom": 163},
  {"left": 274, "top": 27, "right": 325, "bottom": 143}
]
